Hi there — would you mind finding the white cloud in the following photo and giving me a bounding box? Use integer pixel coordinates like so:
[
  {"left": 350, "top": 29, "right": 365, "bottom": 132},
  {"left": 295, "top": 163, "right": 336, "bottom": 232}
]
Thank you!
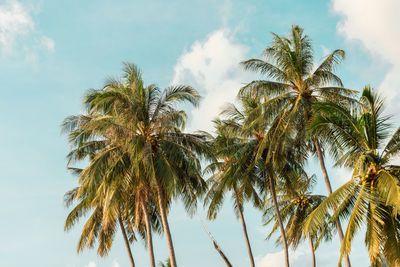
[
  {"left": 332, "top": 0, "right": 400, "bottom": 117},
  {"left": 82, "top": 260, "right": 120, "bottom": 267},
  {"left": 41, "top": 36, "right": 55, "bottom": 52},
  {"left": 320, "top": 45, "right": 331, "bottom": 57},
  {"left": 172, "top": 28, "right": 254, "bottom": 133},
  {"left": 332, "top": 166, "right": 352, "bottom": 189},
  {"left": 255, "top": 241, "right": 368, "bottom": 267},
  {"left": 0, "top": 0, "right": 54, "bottom": 55},
  {"left": 0, "top": 0, "right": 33, "bottom": 51},
  {"left": 110, "top": 260, "right": 120, "bottom": 267},
  {"left": 85, "top": 261, "right": 96, "bottom": 267},
  {"left": 256, "top": 245, "right": 311, "bottom": 267}
]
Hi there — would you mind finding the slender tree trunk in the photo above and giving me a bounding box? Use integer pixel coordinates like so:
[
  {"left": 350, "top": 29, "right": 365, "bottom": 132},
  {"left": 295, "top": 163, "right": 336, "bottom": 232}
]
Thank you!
[
  {"left": 141, "top": 202, "right": 156, "bottom": 267},
  {"left": 233, "top": 187, "right": 255, "bottom": 267},
  {"left": 309, "top": 235, "right": 316, "bottom": 267},
  {"left": 212, "top": 240, "right": 233, "bottom": 267},
  {"left": 155, "top": 179, "right": 178, "bottom": 267},
  {"left": 200, "top": 219, "right": 233, "bottom": 267},
  {"left": 266, "top": 168, "right": 290, "bottom": 267},
  {"left": 314, "top": 138, "right": 351, "bottom": 267},
  {"left": 118, "top": 216, "right": 135, "bottom": 267}
]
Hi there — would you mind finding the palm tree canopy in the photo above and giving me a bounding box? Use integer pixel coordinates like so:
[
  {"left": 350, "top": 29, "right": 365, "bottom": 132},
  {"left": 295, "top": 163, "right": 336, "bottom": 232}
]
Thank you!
[
  {"left": 204, "top": 97, "right": 267, "bottom": 220},
  {"left": 240, "top": 25, "right": 357, "bottom": 161},
  {"left": 64, "top": 62, "right": 214, "bottom": 214},
  {"left": 63, "top": 63, "right": 214, "bottom": 263},
  {"left": 264, "top": 172, "right": 332, "bottom": 249},
  {"left": 63, "top": 167, "right": 139, "bottom": 256},
  {"left": 304, "top": 86, "right": 400, "bottom": 266}
]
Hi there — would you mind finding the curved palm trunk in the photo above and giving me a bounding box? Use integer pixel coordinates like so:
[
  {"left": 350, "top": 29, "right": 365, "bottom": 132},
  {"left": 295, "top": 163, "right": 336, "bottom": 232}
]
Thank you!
[
  {"left": 118, "top": 216, "right": 135, "bottom": 267},
  {"left": 266, "top": 168, "right": 290, "bottom": 267},
  {"left": 155, "top": 179, "right": 178, "bottom": 267},
  {"left": 314, "top": 139, "right": 351, "bottom": 267},
  {"left": 141, "top": 202, "right": 156, "bottom": 267},
  {"left": 233, "top": 187, "right": 255, "bottom": 267},
  {"left": 309, "top": 235, "right": 316, "bottom": 267}
]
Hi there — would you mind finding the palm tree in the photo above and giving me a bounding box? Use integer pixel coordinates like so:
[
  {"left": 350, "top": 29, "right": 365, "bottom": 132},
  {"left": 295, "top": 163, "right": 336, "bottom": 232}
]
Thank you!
[
  {"left": 79, "top": 62, "right": 213, "bottom": 267},
  {"left": 204, "top": 117, "right": 262, "bottom": 267},
  {"left": 63, "top": 109, "right": 164, "bottom": 267},
  {"left": 205, "top": 95, "right": 299, "bottom": 267},
  {"left": 264, "top": 172, "right": 332, "bottom": 267},
  {"left": 63, "top": 169, "right": 137, "bottom": 267},
  {"left": 240, "top": 25, "right": 356, "bottom": 267},
  {"left": 304, "top": 86, "right": 400, "bottom": 266}
]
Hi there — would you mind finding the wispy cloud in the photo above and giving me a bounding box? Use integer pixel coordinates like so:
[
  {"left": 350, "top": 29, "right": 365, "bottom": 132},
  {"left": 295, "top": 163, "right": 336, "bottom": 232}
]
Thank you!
[
  {"left": 111, "top": 260, "right": 120, "bottom": 267},
  {"left": 332, "top": 0, "right": 400, "bottom": 118},
  {"left": 40, "top": 36, "right": 55, "bottom": 52},
  {"left": 84, "top": 261, "right": 96, "bottom": 267},
  {"left": 83, "top": 260, "right": 120, "bottom": 267},
  {"left": 0, "top": 0, "right": 54, "bottom": 57},
  {"left": 332, "top": 166, "right": 352, "bottom": 189},
  {"left": 256, "top": 245, "right": 311, "bottom": 267},
  {"left": 172, "top": 28, "right": 254, "bottom": 133}
]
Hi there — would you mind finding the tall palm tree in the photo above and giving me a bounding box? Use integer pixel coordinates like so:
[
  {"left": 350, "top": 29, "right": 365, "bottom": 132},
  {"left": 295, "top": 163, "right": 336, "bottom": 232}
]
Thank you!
[
  {"left": 264, "top": 172, "right": 332, "bottom": 267},
  {"left": 304, "top": 86, "right": 400, "bottom": 266},
  {"left": 206, "top": 95, "right": 299, "bottom": 267},
  {"left": 204, "top": 117, "right": 262, "bottom": 267},
  {"left": 240, "top": 25, "right": 356, "bottom": 267},
  {"left": 79, "top": 62, "right": 213, "bottom": 267},
  {"left": 63, "top": 110, "right": 163, "bottom": 267}
]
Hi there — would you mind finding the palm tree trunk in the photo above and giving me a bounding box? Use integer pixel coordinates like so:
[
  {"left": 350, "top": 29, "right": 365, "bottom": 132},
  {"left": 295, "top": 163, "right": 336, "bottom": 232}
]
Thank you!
[
  {"left": 118, "top": 216, "right": 135, "bottom": 267},
  {"left": 233, "top": 187, "right": 255, "bottom": 267},
  {"left": 314, "top": 138, "right": 351, "bottom": 267},
  {"left": 309, "top": 235, "right": 316, "bottom": 267},
  {"left": 266, "top": 168, "right": 290, "bottom": 267},
  {"left": 141, "top": 202, "right": 156, "bottom": 267},
  {"left": 212, "top": 240, "right": 233, "bottom": 267},
  {"left": 200, "top": 218, "right": 233, "bottom": 267},
  {"left": 199, "top": 217, "right": 232, "bottom": 267},
  {"left": 155, "top": 178, "right": 178, "bottom": 267}
]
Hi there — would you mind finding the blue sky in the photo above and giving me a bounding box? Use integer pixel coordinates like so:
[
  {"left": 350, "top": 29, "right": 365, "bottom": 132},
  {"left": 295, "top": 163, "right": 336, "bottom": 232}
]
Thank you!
[{"left": 0, "top": 0, "right": 399, "bottom": 266}]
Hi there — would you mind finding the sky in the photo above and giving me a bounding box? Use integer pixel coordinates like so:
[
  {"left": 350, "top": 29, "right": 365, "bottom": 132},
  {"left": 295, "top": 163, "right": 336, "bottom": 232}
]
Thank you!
[{"left": 0, "top": 0, "right": 399, "bottom": 266}]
